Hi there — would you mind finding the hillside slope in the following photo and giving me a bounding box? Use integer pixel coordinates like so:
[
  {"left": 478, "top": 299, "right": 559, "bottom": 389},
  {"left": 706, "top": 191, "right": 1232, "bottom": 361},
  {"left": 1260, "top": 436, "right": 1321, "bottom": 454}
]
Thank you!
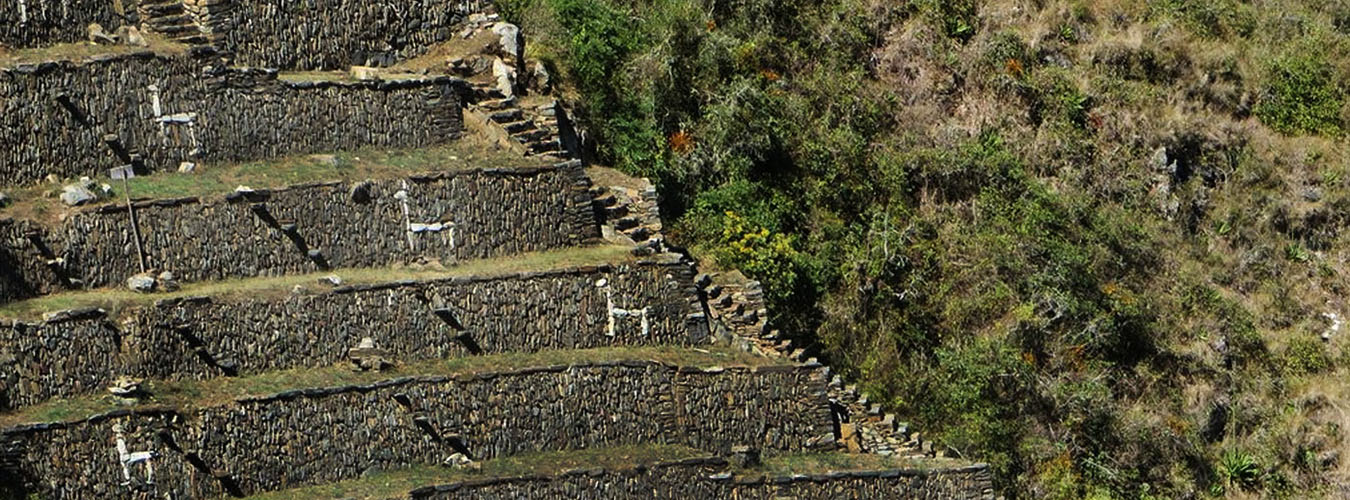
[{"left": 508, "top": 0, "right": 1350, "bottom": 498}]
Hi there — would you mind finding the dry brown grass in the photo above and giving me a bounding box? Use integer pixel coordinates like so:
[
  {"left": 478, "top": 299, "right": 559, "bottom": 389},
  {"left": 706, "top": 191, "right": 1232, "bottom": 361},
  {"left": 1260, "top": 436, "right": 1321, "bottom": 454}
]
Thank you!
[{"left": 0, "top": 36, "right": 187, "bottom": 68}]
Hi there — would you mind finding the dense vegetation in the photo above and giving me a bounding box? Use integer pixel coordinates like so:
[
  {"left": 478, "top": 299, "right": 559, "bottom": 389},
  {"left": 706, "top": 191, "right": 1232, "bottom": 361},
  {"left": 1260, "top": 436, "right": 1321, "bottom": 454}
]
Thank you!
[{"left": 504, "top": 0, "right": 1350, "bottom": 497}]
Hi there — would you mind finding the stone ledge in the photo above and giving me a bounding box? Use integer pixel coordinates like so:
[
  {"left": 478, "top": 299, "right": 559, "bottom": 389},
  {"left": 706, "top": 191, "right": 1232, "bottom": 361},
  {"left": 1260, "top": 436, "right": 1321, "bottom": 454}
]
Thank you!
[
  {"left": 1, "top": 353, "right": 828, "bottom": 497},
  {"left": 0, "top": 164, "right": 599, "bottom": 303},
  {"left": 399, "top": 455, "right": 994, "bottom": 500},
  {"left": 0, "top": 250, "right": 707, "bottom": 410}
]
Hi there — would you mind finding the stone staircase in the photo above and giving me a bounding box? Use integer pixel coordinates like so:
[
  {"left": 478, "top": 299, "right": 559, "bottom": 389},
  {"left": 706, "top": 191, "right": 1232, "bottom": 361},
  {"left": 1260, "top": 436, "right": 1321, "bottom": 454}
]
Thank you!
[
  {"left": 0, "top": 5, "right": 996, "bottom": 499},
  {"left": 137, "top": 0, "right": 208, "bottom": 45},
  {"left": 470, "top": 84, "right": 569, "bottom": 158},
  {"left": 695, "top": 275, "right": 940, "bottom": 459},
  {"left": 591, "top": 180, "right": 664, "bottom": 252},
  {"left": 582, "top": 157, "right": 946, "bottom": 460}
]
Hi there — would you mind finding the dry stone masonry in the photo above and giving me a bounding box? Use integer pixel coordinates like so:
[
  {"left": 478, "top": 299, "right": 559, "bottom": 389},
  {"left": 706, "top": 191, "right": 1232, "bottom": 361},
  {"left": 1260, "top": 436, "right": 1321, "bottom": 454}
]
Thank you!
[
  {"left": 408, "top": 458, "right": 994, "bottom": 499},
  {"left": 0, "top": 163, "right": 598, "bottom": 303},
  {"left": 0, "top": 3, "right": 999, "bottom": 498},
  {"left": 0, "top": 49, "right": 464, "bottom": 186},
  {"left": 0, "top": 260, "right": 708, "bottom": 409},
  {"left": 0, "top": 0, "right": 131, "bottom": 48},
  {"left": 1, "top": 361, "right": 833, "bottom": 498},
  {"left": 214, "top": 0, "right": 493, "bottom": 69}
]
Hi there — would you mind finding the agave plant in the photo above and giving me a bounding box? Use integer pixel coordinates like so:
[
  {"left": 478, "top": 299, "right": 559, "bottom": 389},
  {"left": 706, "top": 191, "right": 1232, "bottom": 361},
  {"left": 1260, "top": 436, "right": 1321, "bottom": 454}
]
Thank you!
[{"left": 1218, "top": 449, "right": 1262, "bottom": 492}]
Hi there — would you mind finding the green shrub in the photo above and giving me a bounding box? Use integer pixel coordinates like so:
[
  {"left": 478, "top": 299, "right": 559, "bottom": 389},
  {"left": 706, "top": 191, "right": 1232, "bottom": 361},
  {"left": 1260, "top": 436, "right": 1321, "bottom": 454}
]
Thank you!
[
  {"left": 910, "top": 0, "right": 977, "bottom": 41},
  {"left": 1151, "top": 0, "right": 1256, "bottom": 39},
  {"left": 1217, "top": 449, "right": 1263, "bottom": 493},
  {"left": 709, "top": 211, "right": 803, "bottom": 302},
  {"left": 1283, "top": 337, "right": 1332, "bottom": 375},
  {"left": 1256, "top": 52, "right": 1344, "bottom": 135}
]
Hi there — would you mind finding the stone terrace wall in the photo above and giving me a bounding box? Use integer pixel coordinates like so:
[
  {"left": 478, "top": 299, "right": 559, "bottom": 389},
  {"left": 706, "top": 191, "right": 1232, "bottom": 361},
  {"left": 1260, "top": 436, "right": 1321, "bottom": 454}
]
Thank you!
[
  {"left": 0, "top": 164, "right": 599, "bottom": 303},
  {"left": 0, "top": 50, "right": 464, "bottom": 187},
  {"left": 0, "top": 410, "right": 200, "bottom": 500},
  {"left": 0, "top": 0, "right": 131, "bottom": 49},
  {"left": 0, "top": 362, "right": 831, "bottom": 498},
  {"left": 409, "top": 458, "right": 995, "bottom": 500},
  {"left": 0, "top": 219, "right": 59, "bottom": 305},
  {"left": 214, "top": 0, "right": 494, "bottom": 70},
  {"left": 0, "top": 260, "right": 709, "bottom": 409}
]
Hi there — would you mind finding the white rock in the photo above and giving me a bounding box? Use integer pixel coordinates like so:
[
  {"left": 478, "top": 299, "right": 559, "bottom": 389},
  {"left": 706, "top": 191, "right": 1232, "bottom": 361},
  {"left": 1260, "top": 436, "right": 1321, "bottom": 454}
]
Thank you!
[
  {"left": 351, "top": 66, "right": 381, "bottom": 81},
  {"left": 60, "top": 184, "right": 97, "bottom": 206},
  {"left": 126, "top": 273, "right": 156, "bottom": 293},
  {"left": 491, "top": 22, "right": 522, "bottom": 60},
  {"left": 493, "top": 58, "right": 516, "bottom": 97}
]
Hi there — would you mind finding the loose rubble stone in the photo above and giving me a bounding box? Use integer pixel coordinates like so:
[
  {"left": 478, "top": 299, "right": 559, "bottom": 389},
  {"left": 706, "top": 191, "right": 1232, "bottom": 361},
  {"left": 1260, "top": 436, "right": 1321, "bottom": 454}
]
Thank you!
[
  {"left": 59, "top": 184, "right": 97, "bottom": 206},
  {"left": 493, "top": 57, "right": 516, "bottom": 97},
  {"left": 348, "top": 337, "right": 393, "bottom": 371},
  {"left": 728, "top": 446, "right": 760, "bottom": 468},
  {"left": 86, "top": 23, "right": 115, "bottom": 44},
  {"left": 157, "top": 271, "right": 180, "bottom": 292},
  {"left": 126, "top": 273, "right": 157, "bottom": 293}
]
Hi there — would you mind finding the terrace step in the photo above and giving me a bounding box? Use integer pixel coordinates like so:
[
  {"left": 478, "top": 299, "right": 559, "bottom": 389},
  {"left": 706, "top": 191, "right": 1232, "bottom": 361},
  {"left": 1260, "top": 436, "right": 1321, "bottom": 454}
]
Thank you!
[
  {"left": 488, "top": 108, "right": 524, "bottom": 123},
  {"left": 512, "top": 128, "right": 553, "bottom": 142},
  {"left": 0, "top": 245, "right": 704, "bottom": 410},
  {"left": 249, "top": 448, "right": 993, "bottom": 499},
  {"left": 501, "top": 119, "right": 535, "bottom": 134},
  {"left": 0, "top": 349, "right": 825, "bottom": 498},
  {"left": 477, "top": 97, "right": 516, "bottom": 110}
]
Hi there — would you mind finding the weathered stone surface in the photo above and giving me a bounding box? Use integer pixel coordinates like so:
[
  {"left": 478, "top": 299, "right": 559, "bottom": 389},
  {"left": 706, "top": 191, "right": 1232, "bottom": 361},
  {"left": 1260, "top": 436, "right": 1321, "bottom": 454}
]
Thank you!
[
  {"left": 492, "top": 23, "right": 523, "bottom": 61},
  {"left": 0, "top": 0, "right": 127, "bottom": 48},
  {"left": 409, "top": 461, "right": 996, "bottom": 499},
  {"left": 214, "top": 0, "right": 494, "bottom": 70},
  {"left": 0, "top": 52, "right": 466, "bottom": 187},
  {"left": 1, "top": 362, "right": 831, "bottom": 498},
  {"left": 0, "top": 164, "right": 600, "bottom": 303},
  {"left": 59, "top": 184, "right": 97, "bottom": 206},
  {"left": 0, "top": 262, "right": 707, "bottom": 408},
  {"left": 156, "top": 271, "right": 179, "bottom": 292},
  {"left": 125, "top": 272, "right": 156, "bottom": 293}
]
